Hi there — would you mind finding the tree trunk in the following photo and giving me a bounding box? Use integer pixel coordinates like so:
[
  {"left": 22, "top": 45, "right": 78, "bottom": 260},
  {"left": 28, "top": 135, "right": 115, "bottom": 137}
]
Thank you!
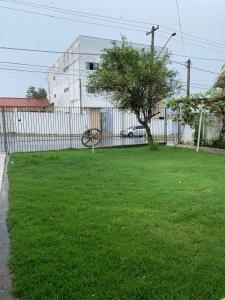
[
  {"left": 135, "top": 114, "right": 153, "bottom": 144},
  {"left": 145, "top": 124, "right": 153, "bottom": 144}
]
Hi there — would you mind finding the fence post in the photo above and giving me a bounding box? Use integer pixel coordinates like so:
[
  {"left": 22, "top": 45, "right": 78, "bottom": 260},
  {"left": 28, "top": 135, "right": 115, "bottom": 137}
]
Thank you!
[
  {"left": 69, "top": 107, "right": 72, "bottom": 149},
  {"left": 122, "top": 109, "right": 124, "bottom": 146},
  {"left": 196, "top": 101, "right": 204, "bottom": 152},
  {"left": 177, "top": 108, "right": 181, "bottom": 143},
  {"left": 164, "top": 107, "right": 167, "bottom": 144},
  {"left": 2, "top": 108, "right": 8, "bottom": 154}
]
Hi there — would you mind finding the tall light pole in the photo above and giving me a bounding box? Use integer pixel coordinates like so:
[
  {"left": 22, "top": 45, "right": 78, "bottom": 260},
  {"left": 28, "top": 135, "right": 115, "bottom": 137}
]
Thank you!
[{"left": 157, "top": 33, "right": 176, "bottom": 58}]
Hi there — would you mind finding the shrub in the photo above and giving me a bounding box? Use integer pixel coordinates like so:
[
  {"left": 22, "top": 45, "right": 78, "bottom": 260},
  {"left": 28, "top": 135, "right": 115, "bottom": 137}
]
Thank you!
[
  {"left": 195, "top": 137, "right": 225, "bottom": 149},
  {"left": 213, "top": 138, "right": 225, "bottom": 149},
  {"left": 149, "top": 143, "right": 160, "bottom": 151}
]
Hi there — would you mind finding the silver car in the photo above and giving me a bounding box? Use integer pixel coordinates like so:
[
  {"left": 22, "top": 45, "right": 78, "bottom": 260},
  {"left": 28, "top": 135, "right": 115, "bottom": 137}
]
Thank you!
[{"left": 120, "top": 125, "right": 146, "bottom": 137}]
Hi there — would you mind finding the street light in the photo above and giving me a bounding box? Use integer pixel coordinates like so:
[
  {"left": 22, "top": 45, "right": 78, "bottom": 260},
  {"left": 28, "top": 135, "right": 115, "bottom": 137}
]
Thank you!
[{"left": 157, "top": 32, "right": 176, "bottom": 58}]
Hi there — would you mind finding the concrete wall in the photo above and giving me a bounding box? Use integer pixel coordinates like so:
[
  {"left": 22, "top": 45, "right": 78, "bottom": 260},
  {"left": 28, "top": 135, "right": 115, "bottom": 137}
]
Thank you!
[
  {"left": 3, "top": 110, "right": 91, "bottom": 135},
  {"left": 182, "top": 124, "right": 194, "bottom": 144},
  {"left": 203, "top": 116, "right": 222, "bottom": 140},
  {"left": 0, "top": 108, "right": 177, "bottom": 137},
  {"left": 181, "top": 116, "right": 223, "bottom": 144}
]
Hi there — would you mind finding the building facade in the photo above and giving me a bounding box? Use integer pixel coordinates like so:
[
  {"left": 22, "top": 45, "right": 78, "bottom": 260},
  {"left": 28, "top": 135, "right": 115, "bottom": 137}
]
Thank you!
[{"left": 46, "top": 35, "right": 151, "bottom": 108}]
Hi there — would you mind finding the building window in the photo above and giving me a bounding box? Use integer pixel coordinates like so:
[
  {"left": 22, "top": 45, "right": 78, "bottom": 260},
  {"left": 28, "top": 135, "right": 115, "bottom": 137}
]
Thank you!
[
  {"left": 63, "top": 66, "right": 69, "bottom": 73},
  {"left": 86, "top": 62, "right": 99, "bottom": 70},
  {"left": 64, "top": 87, "right": 70, "bottom": 93},
  {"left": 86, "top": 86, "right": 96, "bottom": 94},
  {"left": 54, "top": 94, "right": 56, "bottom": 98},
  {"left": 53, "top": 76, "right": 56, "bottom": 80}
]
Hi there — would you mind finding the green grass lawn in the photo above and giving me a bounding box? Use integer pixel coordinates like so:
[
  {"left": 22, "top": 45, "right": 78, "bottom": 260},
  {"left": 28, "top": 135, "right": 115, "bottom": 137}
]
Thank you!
[{"left": 8, "top": 146, "right": 225, "bottom": 300}]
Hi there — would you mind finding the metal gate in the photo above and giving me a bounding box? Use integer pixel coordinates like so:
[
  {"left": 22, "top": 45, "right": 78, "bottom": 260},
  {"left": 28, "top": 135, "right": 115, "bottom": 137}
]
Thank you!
[{"left": 0, "top": 106, "right": 180, "bottom": 153}]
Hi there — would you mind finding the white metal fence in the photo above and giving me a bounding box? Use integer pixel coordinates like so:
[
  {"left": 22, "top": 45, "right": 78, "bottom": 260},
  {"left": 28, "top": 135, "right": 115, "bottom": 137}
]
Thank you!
[{"left": 0, "top": 106, "right": 180, "bottom": 153}]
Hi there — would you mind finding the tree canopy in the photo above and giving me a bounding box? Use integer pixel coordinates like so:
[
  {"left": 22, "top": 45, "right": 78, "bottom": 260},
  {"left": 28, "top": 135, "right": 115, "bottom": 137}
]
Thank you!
[
  {"left": 26, "top": 86, "right": 47, "bottom": 99},
  {"left": 89, "top": 38, "right": 180, "bottom": 143}
]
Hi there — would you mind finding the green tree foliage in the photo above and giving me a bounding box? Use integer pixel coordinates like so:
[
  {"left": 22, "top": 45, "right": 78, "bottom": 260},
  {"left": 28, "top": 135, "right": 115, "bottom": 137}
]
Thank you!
[
  {"left": 26, "top": 86, "right": 47, "bottom": 99},
  {"left": 168, "top": 89, "right": 225, "bottom": 144},
  {"left": 89, "top": 38, "right": 180, "bottom": 144},
  {"left": 214, "top": 64, "right": 225, "bottom": 89}
]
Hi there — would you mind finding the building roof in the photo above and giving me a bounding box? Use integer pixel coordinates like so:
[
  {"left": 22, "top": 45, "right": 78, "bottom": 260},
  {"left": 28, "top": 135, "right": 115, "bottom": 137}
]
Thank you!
[
  {"left": 77, "top": 35, "right": 150, "bottom": 48},
  {"left": 48, "top": 35, "right": 155, "bottom": 73},
  {"left": 0, "top": 97, "right": 52, "bottom": 107}
]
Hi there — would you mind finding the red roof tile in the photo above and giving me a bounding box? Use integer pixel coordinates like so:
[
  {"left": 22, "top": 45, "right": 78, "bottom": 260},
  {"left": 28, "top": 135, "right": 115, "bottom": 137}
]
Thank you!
[{"left": 0, "top": 98, "right": 52, "bottom": 107}]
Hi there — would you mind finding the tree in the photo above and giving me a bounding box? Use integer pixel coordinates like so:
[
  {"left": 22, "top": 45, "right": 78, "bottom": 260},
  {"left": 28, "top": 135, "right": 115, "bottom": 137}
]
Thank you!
[
  {"left": 26, "top": 86, "right": 47, "bottom": 99},
  {"left": 214, "top": 64, "right": 225, "bottom": 89},
  {"left": 169, "top": 63, "right": 225, "bottom": 145},
  {"left": 168, "top": 89, "right": 225, "bottom": 144},
  {"left": 211, "top": 65, "right": 225, "bottom": 140},
  {"left": 89, "top": 39, "right": 180, "bottom": 144}
]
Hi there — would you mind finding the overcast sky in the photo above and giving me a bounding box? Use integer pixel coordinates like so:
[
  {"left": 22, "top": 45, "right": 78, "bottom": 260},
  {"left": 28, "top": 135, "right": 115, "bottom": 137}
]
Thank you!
[{"left": 0, "top": 0, "right": 224, "bottom": 97}]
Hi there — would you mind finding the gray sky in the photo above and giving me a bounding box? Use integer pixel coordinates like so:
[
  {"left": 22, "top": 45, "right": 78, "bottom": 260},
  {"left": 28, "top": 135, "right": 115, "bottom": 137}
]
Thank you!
[{"left": 0, "top": 0, "right": 224, "bottom": 97}]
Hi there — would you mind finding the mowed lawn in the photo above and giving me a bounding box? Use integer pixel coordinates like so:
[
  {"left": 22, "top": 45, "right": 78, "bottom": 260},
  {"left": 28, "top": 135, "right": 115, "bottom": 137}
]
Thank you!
[{"left": 8, "top": 146, "right": 225, "bottom": 300}]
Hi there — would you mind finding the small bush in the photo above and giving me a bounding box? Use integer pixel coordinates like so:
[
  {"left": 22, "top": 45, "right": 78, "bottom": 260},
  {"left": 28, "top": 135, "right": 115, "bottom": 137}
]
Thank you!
[
  {"left": 213, "top": 138, "right": 225, "bottom": 149},
  {"left": 196, "top": 137, "right": 225, "bottom": 149},
  {"left": 200, "top": 138, "right": 214, "bottom": 147},
  {"left": 149, "top": 143, "right": 160, "bottom": 151}
]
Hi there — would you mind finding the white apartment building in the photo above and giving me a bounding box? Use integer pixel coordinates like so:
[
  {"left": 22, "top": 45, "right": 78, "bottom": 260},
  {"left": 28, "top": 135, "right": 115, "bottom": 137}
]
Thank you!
[{"left": 46, "top": 35, "right": 152, "bottom": 108}]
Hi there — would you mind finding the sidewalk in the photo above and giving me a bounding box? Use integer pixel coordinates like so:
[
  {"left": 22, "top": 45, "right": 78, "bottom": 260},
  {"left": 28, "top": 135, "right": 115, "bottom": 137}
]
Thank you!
[
  {"left": 178, "top": 144, "right": 225, "bottom": 154},
  {"left": 0, "top": 154, "right": 14, "bottom": 300}
]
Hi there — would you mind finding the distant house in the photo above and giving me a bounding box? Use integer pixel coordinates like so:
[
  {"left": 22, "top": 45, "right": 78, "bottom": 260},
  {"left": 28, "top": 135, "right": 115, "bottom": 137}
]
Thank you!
[{"left": 0, "top": 98, "right": 53, "bottom": 111}]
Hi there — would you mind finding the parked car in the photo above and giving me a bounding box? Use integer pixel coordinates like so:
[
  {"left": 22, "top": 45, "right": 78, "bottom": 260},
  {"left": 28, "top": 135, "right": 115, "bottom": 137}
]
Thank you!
[{"left": 120, "top": 125, "right": 146, "bottom": 137}]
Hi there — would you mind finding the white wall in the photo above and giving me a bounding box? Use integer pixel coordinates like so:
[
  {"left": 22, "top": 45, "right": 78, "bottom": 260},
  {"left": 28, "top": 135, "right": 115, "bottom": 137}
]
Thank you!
[
  {"left": 0, "top": 108, "right": 177, "bottom": 137},
  {"left": 4, "top": 111, "right": 91, "bottom": 135},
  {"left": 182, "top": 124, "right": 194, "bottom": 144},
  {"left": 101, "top": 109, "right": 178, "bottom": 136}
]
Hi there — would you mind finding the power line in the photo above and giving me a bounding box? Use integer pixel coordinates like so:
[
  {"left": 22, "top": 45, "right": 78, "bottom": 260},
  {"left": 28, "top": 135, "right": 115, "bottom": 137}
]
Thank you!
[
  {"left": 0, "top": 59, "right": 216, "bottom": 93},
  {"left": 0, "top": 60, "right": 89, "bottom": 72},
  {"left": 0, "top": 0, "right": 149, "bottom": 30},
  {"left": 2, "top": 1, "right": 225, "bottom": 55},
  {"left": 3, "top": 59, "right": 210, "bottom": 85},
  {"left": 169, "top": 36, "right": 225, "bottom": 54},
  {"left": 3, "top": 1, "right": 225, "bottom": 56},
  {"left": 0, "top": 59, "right": 219, "bottom": 81},
  {"left": 168, "top": 31, "right": 225, "bottom": 50},
  {"left": 1, "top": 44, "right": 225, "bottom": 64},
  {"left": 0, "top": 4, "right": 146, "bottom": 33},
  {"left": 0, "top": 66, "right": 89, "bottom": 77},
  {"left": 175, "top": 0, "right": 186, "bottom": 57},
  {"left": 0, "top": 65, "right": 213, "bottom": 90},
  {"left": 3, "top": 0, "right": 225, "bottom": 50},
  {"left": 171, "top": 59, "right": 220, "bottom": 75},
  {"left": 182, "top": 81, "right": 212, "bottom": 88},
  {"left": 172, "top": 53, "right": 225, "bottom": 62},
  {"left": 0, "top": 46, "right": 101, "bottom": 56},
  {"left": 150, "top": 30, "right": 225, "bottom": 54},
  {"left": 0, "top": 46, "right": 221, "bottom": 77},
  {"left": 190, "top": 65, "right": 220, "bottom": 75},
  {"left": 170, "top": 60, "right": 186, "bottom": 66}
]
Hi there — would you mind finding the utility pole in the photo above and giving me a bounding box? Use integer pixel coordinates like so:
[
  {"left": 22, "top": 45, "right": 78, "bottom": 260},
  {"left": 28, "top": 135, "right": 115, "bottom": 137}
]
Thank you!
[
  {"left": 196, "top": 101, "right": 203, "bottom": 152},
  {"left": 186, "top": 58, "right": 191, "bottom": 97},
  {"left": 146, "top": 25, "right": 159, "bottom": 54},
  {"left": 178, "top": 59, "right": 191, "bottom": 143}
]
